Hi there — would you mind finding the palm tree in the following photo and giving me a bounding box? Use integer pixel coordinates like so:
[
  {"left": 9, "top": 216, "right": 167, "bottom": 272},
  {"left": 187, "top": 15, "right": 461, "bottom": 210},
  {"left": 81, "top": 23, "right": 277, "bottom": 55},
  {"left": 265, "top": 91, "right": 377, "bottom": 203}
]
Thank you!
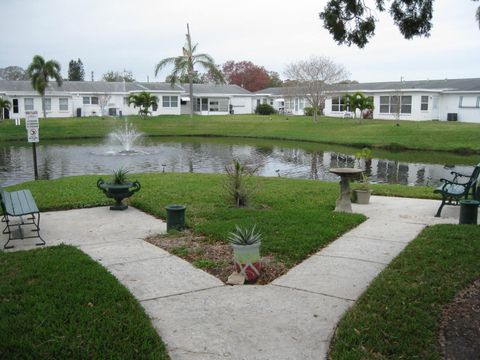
[
  {"left": 154, "top": 24, "right": 224, "bottom": 117},
  {"left": 26, "top": 55, "right": 63, "bottom": 119},
  {"left": 128, "top": 92, "right": 158, "bottom": 117},
  {"left": 0, "top": 97, "right": 11, "bottom": 120},
  {"left": 344, "top": 91, "right": 374, "bottom": 121}
]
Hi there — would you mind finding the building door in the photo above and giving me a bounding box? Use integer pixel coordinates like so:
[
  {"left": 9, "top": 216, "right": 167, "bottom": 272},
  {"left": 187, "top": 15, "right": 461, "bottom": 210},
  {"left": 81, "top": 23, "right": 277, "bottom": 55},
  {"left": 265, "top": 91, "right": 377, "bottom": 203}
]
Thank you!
[{"left": 12, "top": 99, "right": 19, "bottom": 114}]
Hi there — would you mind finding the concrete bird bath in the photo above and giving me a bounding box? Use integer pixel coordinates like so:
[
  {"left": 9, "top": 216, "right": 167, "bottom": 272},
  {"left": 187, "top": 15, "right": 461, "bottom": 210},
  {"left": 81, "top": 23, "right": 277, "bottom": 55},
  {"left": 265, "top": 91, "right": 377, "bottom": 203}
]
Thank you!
[{"left": 329, "top": 168, "right": 363, "bottom": 213}]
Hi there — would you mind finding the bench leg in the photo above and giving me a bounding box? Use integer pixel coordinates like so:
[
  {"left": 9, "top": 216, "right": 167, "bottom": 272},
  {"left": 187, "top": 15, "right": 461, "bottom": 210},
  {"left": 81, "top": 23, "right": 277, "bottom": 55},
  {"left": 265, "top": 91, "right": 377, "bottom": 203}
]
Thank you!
[
  {"left": 435, "top": 194, "right": 449, "bottom": 217},
  {"left": 33, "top": 213, "right": 45, "bottom": 247}
]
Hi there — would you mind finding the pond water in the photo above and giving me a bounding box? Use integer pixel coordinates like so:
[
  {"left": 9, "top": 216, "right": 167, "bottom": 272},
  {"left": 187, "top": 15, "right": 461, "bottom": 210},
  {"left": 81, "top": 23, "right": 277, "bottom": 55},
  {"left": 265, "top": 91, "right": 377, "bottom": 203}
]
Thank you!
[{"left": 0, "top": 136, "right": 476, "bottom": 186}]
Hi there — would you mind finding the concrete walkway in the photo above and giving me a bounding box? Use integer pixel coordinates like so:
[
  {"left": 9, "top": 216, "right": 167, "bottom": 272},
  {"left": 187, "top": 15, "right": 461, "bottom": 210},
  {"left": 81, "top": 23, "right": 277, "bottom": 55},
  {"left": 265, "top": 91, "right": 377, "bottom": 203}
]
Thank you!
[{"left": 0, "top": 197, "right": 467, "bottom": 360}]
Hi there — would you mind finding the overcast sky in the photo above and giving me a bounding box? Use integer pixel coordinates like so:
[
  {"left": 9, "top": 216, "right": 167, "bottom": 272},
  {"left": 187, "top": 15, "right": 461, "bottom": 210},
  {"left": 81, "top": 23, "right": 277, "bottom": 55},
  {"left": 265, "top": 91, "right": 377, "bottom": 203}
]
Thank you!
[{"left": 1, "top": 0, "right": 478, "bottom": 83}]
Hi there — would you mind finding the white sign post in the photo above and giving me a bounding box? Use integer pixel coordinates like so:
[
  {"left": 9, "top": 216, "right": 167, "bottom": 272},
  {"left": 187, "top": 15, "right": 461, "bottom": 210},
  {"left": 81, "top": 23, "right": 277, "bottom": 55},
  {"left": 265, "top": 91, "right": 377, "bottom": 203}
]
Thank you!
[{"left": 25, "top": 111, "right": 39, "bottom": 179}]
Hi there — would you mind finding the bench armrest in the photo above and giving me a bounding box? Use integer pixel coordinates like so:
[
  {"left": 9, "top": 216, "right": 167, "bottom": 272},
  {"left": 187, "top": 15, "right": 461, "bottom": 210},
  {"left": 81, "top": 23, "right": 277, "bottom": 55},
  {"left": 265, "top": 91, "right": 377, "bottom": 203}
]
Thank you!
[{"left": 440, "top": 178, "right": 469, "bottom": 186}]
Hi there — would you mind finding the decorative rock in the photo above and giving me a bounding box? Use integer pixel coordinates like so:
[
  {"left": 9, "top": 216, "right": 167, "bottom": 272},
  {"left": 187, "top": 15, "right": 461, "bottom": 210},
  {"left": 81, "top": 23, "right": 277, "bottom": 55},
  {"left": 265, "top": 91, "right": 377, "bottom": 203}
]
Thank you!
[{"left": 227, "top": 272, "right": 245, "bottom": 285}]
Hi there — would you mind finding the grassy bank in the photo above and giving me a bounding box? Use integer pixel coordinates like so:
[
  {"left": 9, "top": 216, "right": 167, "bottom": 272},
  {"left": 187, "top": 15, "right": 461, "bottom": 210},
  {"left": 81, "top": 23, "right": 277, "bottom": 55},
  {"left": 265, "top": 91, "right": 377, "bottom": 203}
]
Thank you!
[
  {"left": 1, "top": 115, "right": 479, "bottom": 154},
  {"left": 329, "top": 225, "right": 480, "bottom": 359},
  {"left": 0, "top": 245, "right": 169, "bottom": 359}
]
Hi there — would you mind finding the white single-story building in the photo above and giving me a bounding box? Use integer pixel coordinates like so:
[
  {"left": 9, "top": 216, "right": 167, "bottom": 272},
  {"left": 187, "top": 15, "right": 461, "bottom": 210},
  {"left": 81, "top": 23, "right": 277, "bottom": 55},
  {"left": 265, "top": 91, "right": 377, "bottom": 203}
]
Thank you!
[
  {"left": 1, "top": 78, "right": 479, "bottom": 123},
  {"left": 256, "top": 78, "right": 480, "bottom": 123}
]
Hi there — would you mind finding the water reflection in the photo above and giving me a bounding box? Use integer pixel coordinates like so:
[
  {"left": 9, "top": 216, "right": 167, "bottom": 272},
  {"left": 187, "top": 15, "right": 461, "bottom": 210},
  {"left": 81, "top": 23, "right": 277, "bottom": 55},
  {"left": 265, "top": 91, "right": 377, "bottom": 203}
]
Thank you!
[{"left": 0, "top": 139, "right": 475, "bottom": 187}]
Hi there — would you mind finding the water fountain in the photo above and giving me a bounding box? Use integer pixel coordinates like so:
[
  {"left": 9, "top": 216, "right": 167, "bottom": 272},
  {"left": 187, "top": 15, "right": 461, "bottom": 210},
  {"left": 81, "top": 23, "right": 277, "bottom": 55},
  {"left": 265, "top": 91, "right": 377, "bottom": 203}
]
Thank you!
[{"left": 106, "top": 118, "right": 145, "bottom": 155}]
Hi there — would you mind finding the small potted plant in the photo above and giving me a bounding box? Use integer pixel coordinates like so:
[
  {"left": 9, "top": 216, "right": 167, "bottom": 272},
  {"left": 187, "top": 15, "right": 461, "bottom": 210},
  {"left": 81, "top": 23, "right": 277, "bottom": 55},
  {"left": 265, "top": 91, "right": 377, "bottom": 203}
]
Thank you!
[
  {"left": 354, "top": 148, "right": 372, "bottom": 204},
  {"left": 228, "top": 225, "right": 262, "bottom": 282},
  {"left": 97, "top": 168, "right": 141, "bottom": 210}
]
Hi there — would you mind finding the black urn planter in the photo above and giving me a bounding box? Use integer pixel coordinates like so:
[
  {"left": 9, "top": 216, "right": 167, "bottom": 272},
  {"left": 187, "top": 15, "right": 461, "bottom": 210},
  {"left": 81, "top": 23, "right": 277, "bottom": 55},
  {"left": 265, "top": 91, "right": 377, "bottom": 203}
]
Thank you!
[{"left": 97, "top": 179, "right": 141, "bottom": 210}]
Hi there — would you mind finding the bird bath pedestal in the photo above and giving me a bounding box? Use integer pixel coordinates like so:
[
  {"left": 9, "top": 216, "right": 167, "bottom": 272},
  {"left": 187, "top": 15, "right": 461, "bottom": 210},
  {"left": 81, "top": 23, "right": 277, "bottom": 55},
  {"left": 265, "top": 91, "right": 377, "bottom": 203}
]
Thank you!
[{"left": 329, "top": 168, "right": 363, "bottom": 213}]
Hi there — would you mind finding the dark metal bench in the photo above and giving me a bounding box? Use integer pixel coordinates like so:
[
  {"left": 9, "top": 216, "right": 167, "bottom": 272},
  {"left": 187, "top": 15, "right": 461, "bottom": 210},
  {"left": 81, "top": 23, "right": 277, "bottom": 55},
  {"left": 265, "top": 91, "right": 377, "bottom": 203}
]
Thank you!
[
  {"left": 433, "top": 164, "right": 480, "bottom": 217},
  {"left": 0, "top": 185, "right": 44, "bottom": 249}
]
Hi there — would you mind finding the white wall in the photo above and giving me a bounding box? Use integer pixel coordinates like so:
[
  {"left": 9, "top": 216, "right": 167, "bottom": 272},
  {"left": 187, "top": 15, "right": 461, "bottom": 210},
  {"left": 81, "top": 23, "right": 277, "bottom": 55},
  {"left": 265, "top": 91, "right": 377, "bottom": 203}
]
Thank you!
[
  {"left": 230, "top": 96, "right": 252, "bottom": 115},
  {"left": 438, "top": 93, "right": 480, "bottom": 123}
]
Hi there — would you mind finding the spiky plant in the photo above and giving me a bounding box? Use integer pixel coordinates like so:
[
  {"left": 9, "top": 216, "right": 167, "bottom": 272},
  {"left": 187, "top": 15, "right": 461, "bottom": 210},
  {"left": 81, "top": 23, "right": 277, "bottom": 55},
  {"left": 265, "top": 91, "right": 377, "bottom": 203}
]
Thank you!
[
  {"left": 228, "top": 225, "right": 262, "bottom": 246},
  {"left": 224, "top": 159, "right": 257, "bottom": 207},
  {"left": 111, "top": 168, "right": 129, "bottom": 185}
]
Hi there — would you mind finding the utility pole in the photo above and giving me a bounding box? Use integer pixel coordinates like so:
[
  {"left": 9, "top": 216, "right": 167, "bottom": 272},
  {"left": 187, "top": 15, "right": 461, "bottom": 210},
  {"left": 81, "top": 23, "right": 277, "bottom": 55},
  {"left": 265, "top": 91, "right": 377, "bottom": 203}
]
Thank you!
[{"left": 91, "top": 71, "right": 94, "bottom": 82}]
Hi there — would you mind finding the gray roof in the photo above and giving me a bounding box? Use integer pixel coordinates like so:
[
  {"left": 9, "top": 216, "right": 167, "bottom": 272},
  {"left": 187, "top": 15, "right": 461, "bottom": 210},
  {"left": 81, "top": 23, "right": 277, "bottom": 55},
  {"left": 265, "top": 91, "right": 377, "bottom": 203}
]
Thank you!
[
  {"left": 332, "top": 78, "right": 480, "bottom": 92},
  {"left": 186, "top": 84, "right": 252, "bottom": 95},
  {"left": 0, "top": 80, "right": 184, "bottom": 93},
  {"left": 255, "top": 78, "right": 480, "bottom": 95}
]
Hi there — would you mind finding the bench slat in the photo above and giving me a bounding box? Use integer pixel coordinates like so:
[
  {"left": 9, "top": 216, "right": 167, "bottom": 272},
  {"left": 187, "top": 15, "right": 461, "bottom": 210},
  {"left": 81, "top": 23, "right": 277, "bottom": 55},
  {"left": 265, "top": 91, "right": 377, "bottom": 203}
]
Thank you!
[{"left": 3, "top": 190, "right": 38, "bottom": 216}]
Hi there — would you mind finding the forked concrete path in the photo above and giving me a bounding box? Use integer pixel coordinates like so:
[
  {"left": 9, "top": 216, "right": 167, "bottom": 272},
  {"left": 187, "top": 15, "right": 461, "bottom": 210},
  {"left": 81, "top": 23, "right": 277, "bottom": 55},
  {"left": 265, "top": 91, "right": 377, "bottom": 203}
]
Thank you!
[{"left": 1, "top": 197, "right": 468, "bottom": 360}]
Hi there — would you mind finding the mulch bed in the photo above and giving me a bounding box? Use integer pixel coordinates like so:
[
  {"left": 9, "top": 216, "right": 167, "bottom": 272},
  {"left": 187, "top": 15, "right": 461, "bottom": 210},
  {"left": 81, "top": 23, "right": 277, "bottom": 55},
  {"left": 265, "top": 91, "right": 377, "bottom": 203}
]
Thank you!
[
  {"left": 145, "top": 231, "right": 288, "bottom": 285},
  {"left": 439, "top": 278, "right": 480, "bottom": 360}
]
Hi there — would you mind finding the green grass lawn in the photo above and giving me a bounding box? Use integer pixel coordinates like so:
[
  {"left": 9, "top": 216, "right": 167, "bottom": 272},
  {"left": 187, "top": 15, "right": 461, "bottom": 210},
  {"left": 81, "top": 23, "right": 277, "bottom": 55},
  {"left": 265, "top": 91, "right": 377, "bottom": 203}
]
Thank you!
[
  {"left": 329, "top": 225, "right": 480, "bottom": 360},
  {"left": 1, "top": 114, "right": 479, "bottom": 153},
  {"left": 0, "top": 245, "right": 169, "bottom": 359}
]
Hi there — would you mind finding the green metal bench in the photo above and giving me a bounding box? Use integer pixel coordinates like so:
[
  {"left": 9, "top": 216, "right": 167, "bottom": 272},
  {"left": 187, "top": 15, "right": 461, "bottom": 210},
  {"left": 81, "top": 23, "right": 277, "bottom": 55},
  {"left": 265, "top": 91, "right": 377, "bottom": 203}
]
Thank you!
[
  {"left": 433, "top": 164, "right": 480, "bottom": 217},
  {"left": 0, "top": 185, "right": 44, "bottom": 249}
]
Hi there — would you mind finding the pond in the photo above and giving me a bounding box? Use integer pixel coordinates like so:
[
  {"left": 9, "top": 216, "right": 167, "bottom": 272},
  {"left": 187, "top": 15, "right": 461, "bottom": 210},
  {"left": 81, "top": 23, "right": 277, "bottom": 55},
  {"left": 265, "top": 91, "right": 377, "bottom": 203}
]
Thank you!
[{"left": 0, "top": 136, "right": 477, "bottom": 186}]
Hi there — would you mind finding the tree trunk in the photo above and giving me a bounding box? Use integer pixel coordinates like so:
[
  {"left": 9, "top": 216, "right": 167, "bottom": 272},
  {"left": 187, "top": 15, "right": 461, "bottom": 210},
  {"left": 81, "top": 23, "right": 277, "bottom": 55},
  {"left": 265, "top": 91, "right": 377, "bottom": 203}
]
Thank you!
[
  {"left": 189, "top": 77, "right": 194, "bottom": 118},
  {"left": 42, "top": 95, "right": 47, "bottom": 119},
  {"left": 313, "top": 108, "right": 318, "bottom": 122}
]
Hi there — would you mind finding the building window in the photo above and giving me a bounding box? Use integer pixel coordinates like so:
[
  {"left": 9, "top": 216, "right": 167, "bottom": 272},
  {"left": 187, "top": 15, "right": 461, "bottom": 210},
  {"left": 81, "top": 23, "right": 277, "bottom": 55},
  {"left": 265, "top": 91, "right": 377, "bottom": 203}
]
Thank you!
[
  {"left": 379, "top": 95, "right": 412, "bottom": 114},
  {"left": 209, "top": 98, "right": 228, "bottom": 112},
  {"left": 194, "top": 98, "right": 208, "bottom": 112},
  {"left": 152, "top": 102, "right": 158, "bottom": 111},
  {"left": 24, "top": 98, "right": 34, "bottom": 111},
  {"left": 379, "top": 96, "right": 389, "bottom": 113},
  {"left": 269, "top": 99, "right": 274, "bottom": 105},
  {"left": 12, "top": 99, "right": 19, "bottom": 113},
  {"left": 44, "top": 98, "right": 51, "bottom": 111},
  {"left": 59, "top": 98, "right": 68, "bottom": 111},
  {"left": 124, "top": 97, "right": 129, "bottom": 105},
  {"left": 331, "top": 96, "right": 347, "bottom": 112},
  {"left": 400, "top": 96, "right": 411, "bottom": 113},
  {"left": 420, "top": 96, "right": 429, "bottom": 111},
  {"left": 83, "top": 96, "right": 90, "bottom": 105},
  {"left": 91, "top": 96, "right": 99, "bottom": 105},
  {"left": 459, "top": 96, "right": 480, "bottom": 108},
  {"left": 162, "top": 96, "right": 178, "bottom": 108}
]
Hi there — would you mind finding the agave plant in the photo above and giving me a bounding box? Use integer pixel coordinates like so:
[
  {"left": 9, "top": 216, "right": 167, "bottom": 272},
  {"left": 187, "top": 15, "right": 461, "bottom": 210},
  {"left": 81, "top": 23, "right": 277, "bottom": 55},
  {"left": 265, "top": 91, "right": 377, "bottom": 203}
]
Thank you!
[
  {"left": 111, "top": 168, "right": 129, "bottom": 185},
  {"left": 228, "top": 225, "right": 262, "bottom": 246}
]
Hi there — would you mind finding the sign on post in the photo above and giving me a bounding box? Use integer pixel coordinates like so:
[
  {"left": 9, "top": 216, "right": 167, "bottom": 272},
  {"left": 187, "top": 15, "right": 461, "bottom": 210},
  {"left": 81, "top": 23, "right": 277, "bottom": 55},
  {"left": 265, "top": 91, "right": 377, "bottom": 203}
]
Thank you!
[{"left": 25, "top": 111, "right": 39, "bottom": 143}]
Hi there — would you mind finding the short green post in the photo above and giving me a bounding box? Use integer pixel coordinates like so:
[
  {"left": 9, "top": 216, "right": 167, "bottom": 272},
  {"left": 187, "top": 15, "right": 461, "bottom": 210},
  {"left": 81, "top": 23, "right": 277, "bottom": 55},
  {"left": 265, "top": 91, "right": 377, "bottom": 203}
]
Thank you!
[
  {"left": 459, "top": 200, "right": 479, "bottom": 225},
  {"left": 165, "top": 204, "right": 186, "bottom": 231}
]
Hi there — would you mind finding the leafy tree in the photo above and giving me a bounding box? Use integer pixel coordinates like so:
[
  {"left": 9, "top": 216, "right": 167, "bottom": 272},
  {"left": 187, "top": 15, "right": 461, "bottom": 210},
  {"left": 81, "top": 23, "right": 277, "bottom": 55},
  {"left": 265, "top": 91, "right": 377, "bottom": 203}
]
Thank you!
[
  {"left": 0, "top": 97, "right": 11, "bottom": 120},
  {"left": 343, "top": 91, "right": 374, "bottom": 121},
  {"left": 68, "top": 59, "right": 85, "bottom": 81},
  {"left": 320, "top": 0, "right": 480, "bottom": 48},
  {"left": 26, "top": 55, "right": 63, "bottom": 119},
  {"left": 0, "top": 66, "right": 28, "bottom": 80},
  {"left": 102, "top": 70, "right": 135, "bottom": 82},
  {"left": 284, "top": 56, "right": 348, "bottom": 122},
  {"left": 165, "top": 70, "right": 204, "bottom": 84},
  {"left": 222, "top": 60, "right": 271, "bottom": 92},
  {"left": 127, "top": 92, "right": 158, "bottom": 117},
  {"left": 154, "top": 24, "right": 224, "bottom": 117},
  {"left": 266, "top": 71, "right": 283, "bottom": 88}
]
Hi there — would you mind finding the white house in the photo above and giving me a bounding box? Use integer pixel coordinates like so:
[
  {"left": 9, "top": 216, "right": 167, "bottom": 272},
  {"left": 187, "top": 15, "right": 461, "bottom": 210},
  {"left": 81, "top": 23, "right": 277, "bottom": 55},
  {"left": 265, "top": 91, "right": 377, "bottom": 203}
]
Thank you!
[
  {"left": 0, "top": 80, "right": 185, "bottom": 119},
  {"left": 185, "top": 84, "right": 253, "bottom": 115},
  {"left": 257, "top": 78, "right": 480, "bottom": 123},
  {"left": 1, "top": 78, "right": 480, "bottom": 123}
]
